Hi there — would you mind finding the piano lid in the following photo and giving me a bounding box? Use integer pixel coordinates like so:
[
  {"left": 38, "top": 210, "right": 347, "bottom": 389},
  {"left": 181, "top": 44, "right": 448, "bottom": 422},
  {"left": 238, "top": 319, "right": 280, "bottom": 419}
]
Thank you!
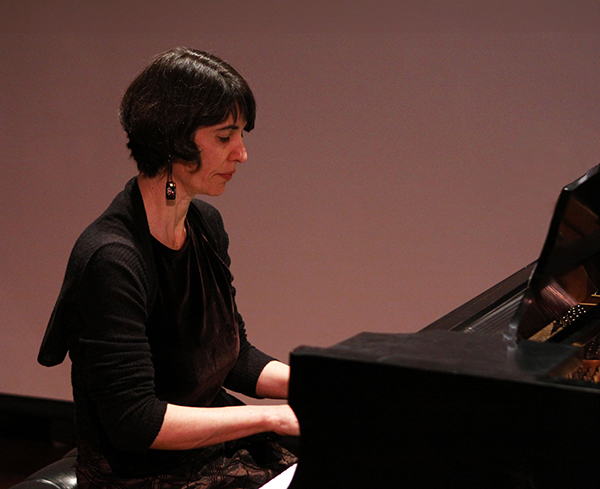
[{"left": 509, "top": 164, "right": 600, "bottom": 340}]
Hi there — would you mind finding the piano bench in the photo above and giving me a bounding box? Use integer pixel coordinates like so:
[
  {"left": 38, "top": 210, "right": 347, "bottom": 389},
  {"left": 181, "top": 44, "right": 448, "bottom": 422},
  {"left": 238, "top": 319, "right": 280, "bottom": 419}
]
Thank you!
[{"left": 10, "top": 449, "right": 77, "bottom": 489}]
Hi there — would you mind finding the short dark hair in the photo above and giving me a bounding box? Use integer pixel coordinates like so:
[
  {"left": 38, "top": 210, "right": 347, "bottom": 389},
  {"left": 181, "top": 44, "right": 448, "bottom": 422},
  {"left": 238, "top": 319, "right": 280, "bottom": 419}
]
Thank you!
[{"left": 119, "top": 47, "right": 256, "bottom": 177}]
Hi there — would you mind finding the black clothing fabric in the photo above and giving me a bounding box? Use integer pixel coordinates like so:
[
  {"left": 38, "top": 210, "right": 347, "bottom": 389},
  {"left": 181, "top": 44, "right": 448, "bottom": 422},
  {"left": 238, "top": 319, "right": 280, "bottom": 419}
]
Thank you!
[
  {"left": 149, "top": 222, "right": 239, "bottom": 408},
  {"left": 38, "top": 178, "right": 278, "bottom": 479}
]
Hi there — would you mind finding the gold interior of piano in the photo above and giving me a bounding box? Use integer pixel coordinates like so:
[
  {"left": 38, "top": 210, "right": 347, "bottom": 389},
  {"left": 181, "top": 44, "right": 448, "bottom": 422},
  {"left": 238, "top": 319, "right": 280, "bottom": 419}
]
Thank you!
[
  {"left": 519, "top": 195, "right": 600, "bottom": 382},
  {"left": 568, "top": 360, "right": 600, "bottom": 383},
  {"left": 528, "top": 292, "right": 600, "bottom": 383}
]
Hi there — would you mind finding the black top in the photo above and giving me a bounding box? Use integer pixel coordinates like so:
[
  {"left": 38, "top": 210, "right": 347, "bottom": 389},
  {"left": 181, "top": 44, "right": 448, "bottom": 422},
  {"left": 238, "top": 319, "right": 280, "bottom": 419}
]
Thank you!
[
  {"left": 149, "top": 221, "right": 239, "bottom": 407},
  {"left": 38, "top": 178, "right": 274, "bottom": 476}
]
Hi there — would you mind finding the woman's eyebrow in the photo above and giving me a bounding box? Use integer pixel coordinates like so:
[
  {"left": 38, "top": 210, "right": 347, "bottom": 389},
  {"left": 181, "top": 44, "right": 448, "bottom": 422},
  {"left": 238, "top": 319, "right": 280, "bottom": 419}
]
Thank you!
[{"left": 216, "top": 123, "right": 242, "bottom": 131}]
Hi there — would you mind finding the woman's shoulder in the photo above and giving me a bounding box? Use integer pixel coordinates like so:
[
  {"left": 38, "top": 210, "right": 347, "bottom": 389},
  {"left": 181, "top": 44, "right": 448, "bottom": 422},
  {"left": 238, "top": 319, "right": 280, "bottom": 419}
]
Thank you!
[
  {"left": 73, "top": 178, "right": 152, "bottom": 261},
  {"left": 64, "top": 182, "right": 156, "bottom": 290},
  {"left": 71, "top": 213, "right": 144, "bottom": 270}
]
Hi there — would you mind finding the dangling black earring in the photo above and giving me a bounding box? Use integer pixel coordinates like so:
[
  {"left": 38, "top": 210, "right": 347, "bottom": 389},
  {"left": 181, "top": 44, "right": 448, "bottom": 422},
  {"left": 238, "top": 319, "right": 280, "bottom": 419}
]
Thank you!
[{"left": 166, "top": 158, "right": 176, "bottom": 201}]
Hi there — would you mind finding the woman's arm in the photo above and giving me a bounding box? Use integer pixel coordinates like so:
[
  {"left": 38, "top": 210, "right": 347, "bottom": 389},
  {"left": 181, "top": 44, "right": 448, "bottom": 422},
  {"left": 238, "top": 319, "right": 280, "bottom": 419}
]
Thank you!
[
  {"left": 150, "top": 402, "right": 299, "bottom": 450},
  {"left": 152, "top": 360, "right": 297, "bottom": 451}
]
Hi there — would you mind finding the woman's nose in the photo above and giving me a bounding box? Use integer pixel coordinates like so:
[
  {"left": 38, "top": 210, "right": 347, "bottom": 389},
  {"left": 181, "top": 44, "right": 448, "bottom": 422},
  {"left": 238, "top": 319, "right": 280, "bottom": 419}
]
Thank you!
[{"left": 231, "top": 138, "right": 248, "bottom": 163}]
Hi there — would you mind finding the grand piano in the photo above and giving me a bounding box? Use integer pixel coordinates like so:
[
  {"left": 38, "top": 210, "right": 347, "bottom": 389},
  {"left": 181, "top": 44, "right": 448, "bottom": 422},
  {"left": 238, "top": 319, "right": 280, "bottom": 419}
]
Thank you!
[{"left": 287, "top": 164, "right": 600, "bottom": 488}]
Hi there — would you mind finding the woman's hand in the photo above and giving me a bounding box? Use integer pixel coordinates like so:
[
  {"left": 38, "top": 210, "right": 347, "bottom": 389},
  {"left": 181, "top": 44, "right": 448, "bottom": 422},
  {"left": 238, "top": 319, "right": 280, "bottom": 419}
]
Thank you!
[{"left": 266, "top": 404, "right": 300, "bottom": 437}]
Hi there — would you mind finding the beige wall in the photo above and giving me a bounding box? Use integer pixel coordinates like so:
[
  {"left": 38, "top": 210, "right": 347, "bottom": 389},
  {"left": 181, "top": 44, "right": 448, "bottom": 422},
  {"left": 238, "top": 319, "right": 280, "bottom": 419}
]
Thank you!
[{"left": 2, "top": 0, "right": 600, "bottom": 401}]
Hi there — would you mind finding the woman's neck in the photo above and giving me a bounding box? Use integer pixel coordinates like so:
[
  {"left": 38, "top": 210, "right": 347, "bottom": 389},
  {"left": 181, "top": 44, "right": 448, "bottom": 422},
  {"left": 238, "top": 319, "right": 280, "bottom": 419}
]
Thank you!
[{"left": 137, "top": 173, "right": 191, "bottom": 250}]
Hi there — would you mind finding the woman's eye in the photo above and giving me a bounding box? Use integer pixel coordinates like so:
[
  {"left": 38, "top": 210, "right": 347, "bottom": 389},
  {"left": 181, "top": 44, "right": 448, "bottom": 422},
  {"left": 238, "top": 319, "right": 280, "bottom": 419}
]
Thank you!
[{"left": 218, "top": 136, "right": 230, "bottom": 143}]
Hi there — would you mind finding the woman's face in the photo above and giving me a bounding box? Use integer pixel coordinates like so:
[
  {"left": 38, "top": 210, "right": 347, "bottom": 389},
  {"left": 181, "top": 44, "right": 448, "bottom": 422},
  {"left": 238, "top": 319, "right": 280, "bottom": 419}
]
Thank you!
[{"left": 175, "top": 114, "right": 248, "bottom": 197}]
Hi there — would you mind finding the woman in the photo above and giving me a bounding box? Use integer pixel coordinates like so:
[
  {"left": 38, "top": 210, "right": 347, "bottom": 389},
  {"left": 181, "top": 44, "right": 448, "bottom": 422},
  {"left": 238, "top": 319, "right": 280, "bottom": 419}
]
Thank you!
[{"left": 38, "top": 47, "right": 299, "bottom": 488}]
